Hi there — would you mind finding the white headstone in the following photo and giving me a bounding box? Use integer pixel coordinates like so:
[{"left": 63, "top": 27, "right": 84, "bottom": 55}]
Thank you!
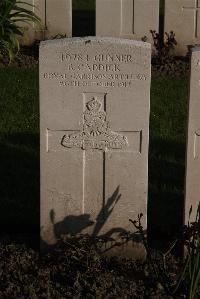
[
  {"left": 45, "top": 0, "right": 72, "bottom": 39},
  {"left": 165, "top": 0, "right": 200, "bottom": 55},
  {"left": 96, "top": 0, "right": 159, "bottom": 46},
  {"left": 18, "top": 0, "right": 72, "bottom": 45},
  {"left": 40, "top": 37, "right": 151, "bottom": 257},
  {"left": 185, "top": 47, "right": 200, "bottom": 223}
]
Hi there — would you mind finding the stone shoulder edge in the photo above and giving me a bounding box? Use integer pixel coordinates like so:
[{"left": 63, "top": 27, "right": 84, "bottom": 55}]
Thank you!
[{"left": 40, "top": 36, "right": 151, "bottom": 50}]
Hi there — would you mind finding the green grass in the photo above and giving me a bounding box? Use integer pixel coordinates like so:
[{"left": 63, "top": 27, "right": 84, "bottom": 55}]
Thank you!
[
  {"left": 0, "top": 68, "right": 39, "bottom": 233},
  {"left": 73, "top": 0, "right": 95, "bottom": 11},
  {"left": 72, "top": 0, "right": 95, "bottom": 37},
  {"left": 0, "top": 68, "right": 189, "bottom": 241},
  {"left": 160, "top": 0, "right": 164, "bottom": 12},
  {"left": 149, "top": 76, "right": 188, "bottom": 240}
]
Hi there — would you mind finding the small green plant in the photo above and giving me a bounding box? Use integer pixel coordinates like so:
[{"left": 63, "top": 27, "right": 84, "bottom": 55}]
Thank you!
[
  {"left": 141, "top": 36, "right": 148, "bottom": 42},
  {"left": 130, "top": 203, "right": 200, "bottom": 298},
  {"left": 52, "top": 34, "right": 67, "bottom": 39},
  {"left": 130, "top": 214, "right": 178, "bottom": 296},
  {"left": 0, "top": 0, "right": 41, "bottom": 61},
  {"left": 179, "top": 203, "right": 200, "bottom": 299}
]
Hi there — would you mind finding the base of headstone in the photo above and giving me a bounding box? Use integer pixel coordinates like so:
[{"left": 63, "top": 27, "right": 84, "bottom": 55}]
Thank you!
[
  {"left": 40, "top": 236, "right": 146, "bottom": 260},
  {"left": 99, "top": 240, "right": 146, "bottom": 259}
]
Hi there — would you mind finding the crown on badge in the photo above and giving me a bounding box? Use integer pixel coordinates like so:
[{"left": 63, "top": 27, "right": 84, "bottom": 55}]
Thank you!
[{"left": 86, "top": 98, "right": 101, "bottom": 112}]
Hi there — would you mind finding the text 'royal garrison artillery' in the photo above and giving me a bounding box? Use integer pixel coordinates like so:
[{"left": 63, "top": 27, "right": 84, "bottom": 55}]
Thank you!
[{"left": 40, "top": 37, "right": 151, "bottom": 258}]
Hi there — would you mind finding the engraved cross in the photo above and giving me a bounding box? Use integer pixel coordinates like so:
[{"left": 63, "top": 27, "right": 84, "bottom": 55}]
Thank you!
[{"left": 47, "top": 92, "right": 142, "bottom": 219}]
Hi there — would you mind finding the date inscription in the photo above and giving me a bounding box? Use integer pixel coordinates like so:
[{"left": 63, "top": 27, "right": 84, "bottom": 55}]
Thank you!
[{"left": 42, "top": 51, "right": 148, "bottom": 89}]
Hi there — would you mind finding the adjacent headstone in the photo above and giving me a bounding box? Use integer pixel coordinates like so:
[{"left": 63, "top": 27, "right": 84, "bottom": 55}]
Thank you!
[
  {"left": 96, "top": 0, "right": 159, "bottom": 46},
  {"left": 45, "top": 0, "right": 72, "bottom": 39},
  {"left": 40, "top": 37, "right": 151, "bottom": 258},
  {"left": 165, "top": 0, "right": 200, "bottom": 55},
  {"left": 185, "top": 47, "right": 200, "bottom": 223},
  {"left": 18, "top": 0, "right": 72, "bottom": 45}
]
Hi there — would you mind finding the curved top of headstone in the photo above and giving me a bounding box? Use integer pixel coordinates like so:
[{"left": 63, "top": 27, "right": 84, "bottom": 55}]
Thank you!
[{"left": 40, "top": 36, "right": 151, "bottom": 49}]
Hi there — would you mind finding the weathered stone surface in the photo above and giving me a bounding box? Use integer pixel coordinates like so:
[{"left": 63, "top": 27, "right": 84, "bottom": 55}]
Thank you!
[
  {"left": 185, "top": 47, "right": 200, "bottom": 223},
  {"left": 40, "top": 37, "right": 151, "bottom": 257},
  {"left": 96, "top": 0, "right": 159, "bottom": 46},
  {"left": 165, "top": 0, "right": 200, "bottom": 55},
  {"left": 18, "top": 0, "right": 72, "bottom": 45}
]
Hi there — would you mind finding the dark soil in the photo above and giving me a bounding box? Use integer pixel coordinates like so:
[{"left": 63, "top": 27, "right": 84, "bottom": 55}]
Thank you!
[
  {"left": 151, "top": 55, "right": 190, "bottom": 77},
  {"left": 0, "top": 43, "right": 39, "bottom": 69},
  {"left": 0, "top": 236, "right": 191, "bottom": 299}
]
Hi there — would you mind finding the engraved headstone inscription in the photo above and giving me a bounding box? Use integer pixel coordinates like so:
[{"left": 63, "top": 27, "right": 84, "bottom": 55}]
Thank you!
[
  {"left": 96, "top": 0, "right": 159, "bottom": 46},
  {"left": 165, "top": 0, "right": 200, "bottom": 55},
  {"left": 185, "top": 47, "right": 200, "bottom": 223},
  {"left": 40, "top": 37, "right": 151, "bottom": 257}
]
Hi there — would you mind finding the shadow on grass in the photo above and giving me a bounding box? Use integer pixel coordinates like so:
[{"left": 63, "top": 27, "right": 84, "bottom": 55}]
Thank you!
[
  {"left": 148, "top": 136, "right": 186, "bottom": 246},
  {"left": 0, "top": 132, "right": 186, "bottom": 251},
  {"left": 0, "top": 133, "right": 39, "bottom": 235}
]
